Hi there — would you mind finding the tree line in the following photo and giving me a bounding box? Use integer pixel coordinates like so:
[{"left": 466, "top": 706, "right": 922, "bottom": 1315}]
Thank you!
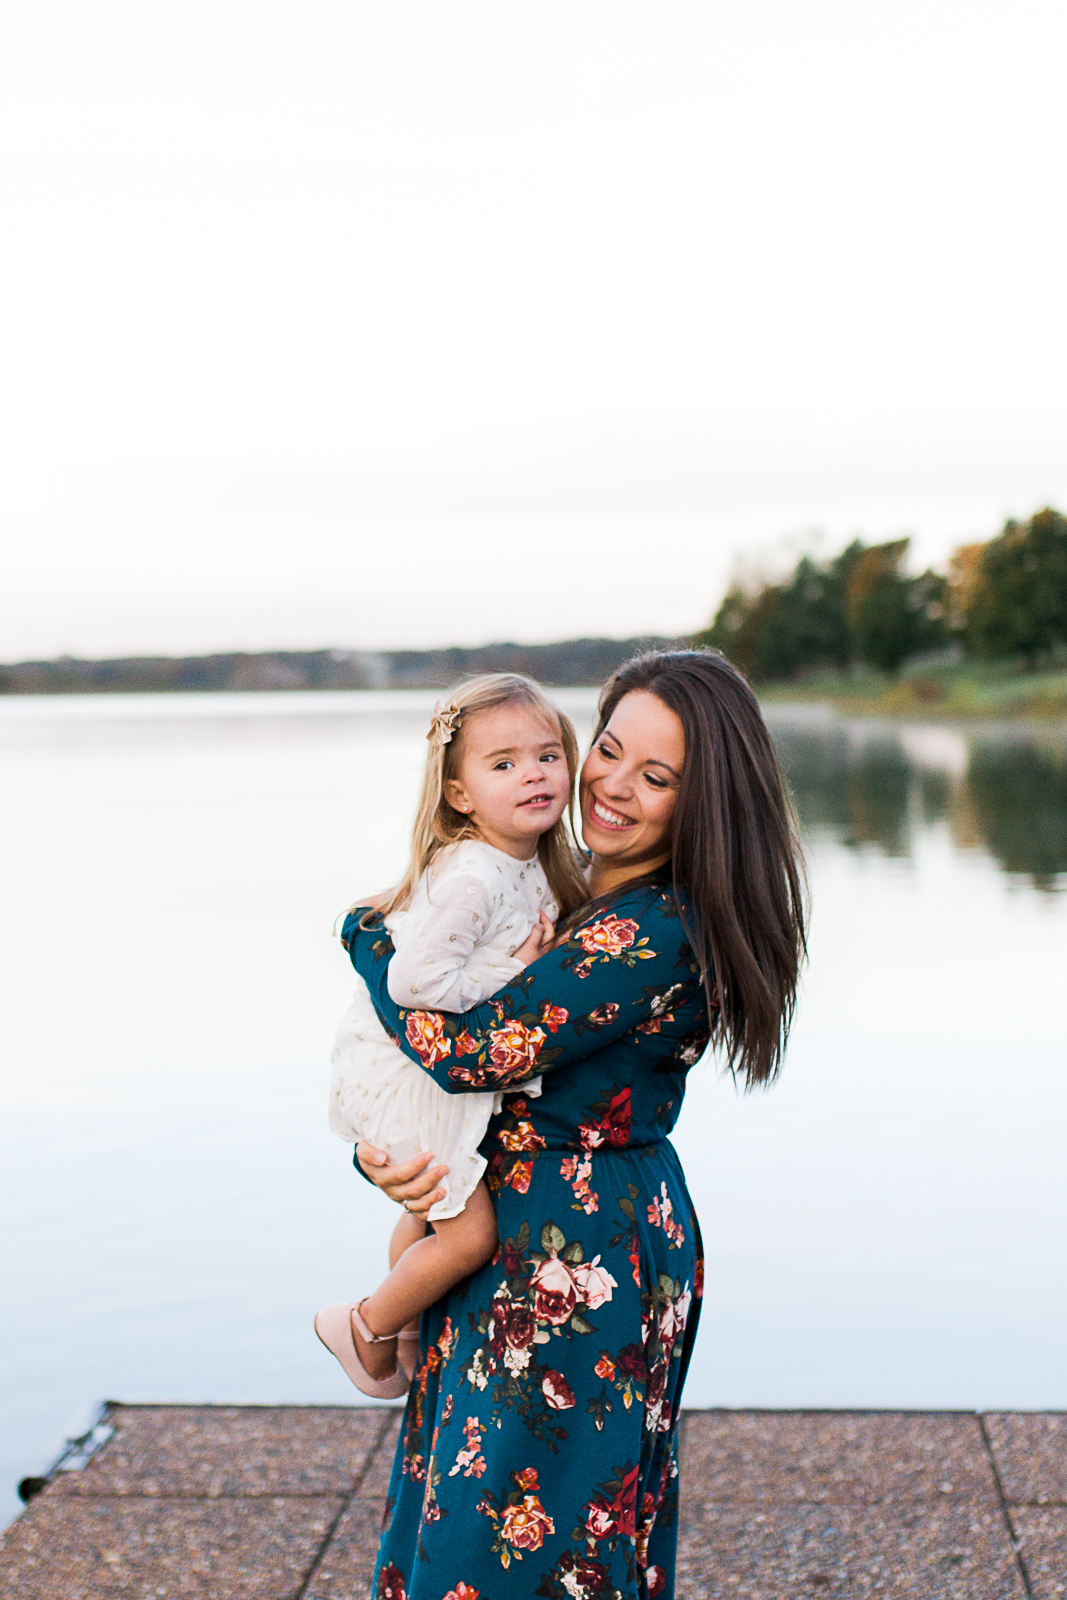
[{"left": 694, "top": 506, "right": 1067, "bottom": 679}]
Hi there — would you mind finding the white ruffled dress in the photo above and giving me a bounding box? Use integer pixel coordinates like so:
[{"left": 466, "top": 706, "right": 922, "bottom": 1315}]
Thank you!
[{"left": 329, "top": 839, "right": 558, "bottom": 1220}]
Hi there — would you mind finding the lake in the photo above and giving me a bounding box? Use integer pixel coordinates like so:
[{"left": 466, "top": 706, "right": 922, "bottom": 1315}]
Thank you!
[{"left": 2, "top": 690, "right": 1065, "bottom": 1527}]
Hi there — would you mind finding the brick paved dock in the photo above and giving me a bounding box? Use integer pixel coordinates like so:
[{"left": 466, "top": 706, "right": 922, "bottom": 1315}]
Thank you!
[{"left": 1, "top": 1405, "right": 1063, "bottom": 1597}]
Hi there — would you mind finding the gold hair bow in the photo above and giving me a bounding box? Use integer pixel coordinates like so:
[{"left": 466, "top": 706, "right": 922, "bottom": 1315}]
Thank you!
[{"left": 427, "top": 700, "right": 462, "bottom": 747}]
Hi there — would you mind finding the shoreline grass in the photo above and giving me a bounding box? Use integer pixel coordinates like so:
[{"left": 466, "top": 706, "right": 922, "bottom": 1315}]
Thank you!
[{"left": 756, "top": 659, "right": 1067, "bottom": 720}]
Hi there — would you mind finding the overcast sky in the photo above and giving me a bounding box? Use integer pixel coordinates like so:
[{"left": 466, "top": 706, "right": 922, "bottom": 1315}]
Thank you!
[{"left": 2, "top": 0, "right": 1065, "bottom": 660}]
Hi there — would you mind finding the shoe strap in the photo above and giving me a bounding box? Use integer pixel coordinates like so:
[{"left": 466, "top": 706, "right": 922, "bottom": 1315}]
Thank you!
[{"left": 352, "top": 1300, "right": 397, "bottom": 1344}]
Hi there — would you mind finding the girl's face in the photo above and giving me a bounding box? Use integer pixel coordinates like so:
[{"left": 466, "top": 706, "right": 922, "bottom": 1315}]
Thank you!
[
  {"left": 580, "top": 690, "right": 684, "bottom": 872},
  {"left": 444, "top": 702, "right": 571, "bottom": 860}
]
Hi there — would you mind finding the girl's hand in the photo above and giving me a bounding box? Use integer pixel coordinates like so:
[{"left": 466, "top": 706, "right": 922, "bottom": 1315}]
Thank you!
[
  {"left": 355, "top": 1142, "right": 448, "bottom": 1216},
  {"left": 513, "top": 909, "right": 557, "bottom": 966}
]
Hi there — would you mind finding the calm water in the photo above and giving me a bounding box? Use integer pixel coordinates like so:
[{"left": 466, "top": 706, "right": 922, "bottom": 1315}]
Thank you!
[{"left": 2, "top": 691, "right": 1065, "bottom": 1526}]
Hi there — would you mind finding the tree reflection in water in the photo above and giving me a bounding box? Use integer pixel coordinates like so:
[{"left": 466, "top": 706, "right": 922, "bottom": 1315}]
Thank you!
[
  {"left": 967, "top": 741, "right": 1067, "bottom": 891},
  {"left": 768, "top": 713, "right": 1067, "bottom": 891}
]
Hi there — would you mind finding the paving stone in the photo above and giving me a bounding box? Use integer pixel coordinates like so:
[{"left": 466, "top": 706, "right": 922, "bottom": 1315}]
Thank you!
[
  {"left": 51, "top": 1404, "right": 394, "bottom": 1499},
  {"left": 303, "top": 1497, "right": 386, "bottom": 1599},
  {"left": 676, "top": 1502, "right": 1027, "bottom": 1599},
  {"left": 355, "top": 1411, "right": 403, "bottom": 1500},
  {"left": 1009, "top": 1507, "right": 1067, "bottom": 1599},
  {"left": 985, "top": 1414, "right": 1067, "bottom": 1506},
  {"left": 0, "top": 1491, "right": 342, "bottom": 1599},
  {"left": 4, "top": 1406, "right": 1059, "bottom": 1597},
  {"left": 680, "top": 1411, "right": 997, "bottom": 1507}
]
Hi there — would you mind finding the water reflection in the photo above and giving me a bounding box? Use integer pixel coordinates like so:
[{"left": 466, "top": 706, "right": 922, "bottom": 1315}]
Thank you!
[{"left": 767, "top": 711, "right": 1067, "bottom": 891}]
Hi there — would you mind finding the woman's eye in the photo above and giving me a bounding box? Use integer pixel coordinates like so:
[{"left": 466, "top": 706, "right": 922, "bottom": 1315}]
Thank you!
[
  {"left": 645, "top": 773, "right": 667, "bottom": 790},
  {"left": 597, "top": 744, "right": 617, "bottom": 760}
]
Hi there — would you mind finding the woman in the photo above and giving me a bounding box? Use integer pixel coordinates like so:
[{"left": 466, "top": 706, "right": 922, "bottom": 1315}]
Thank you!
[{"left": 342, "top": 649, "right": 806, "bottom": 1600}]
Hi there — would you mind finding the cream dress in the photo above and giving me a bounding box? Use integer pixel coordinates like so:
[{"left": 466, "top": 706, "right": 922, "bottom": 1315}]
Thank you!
[{"left": 328, "top": 839, "right": 558, "bottom": 1220}]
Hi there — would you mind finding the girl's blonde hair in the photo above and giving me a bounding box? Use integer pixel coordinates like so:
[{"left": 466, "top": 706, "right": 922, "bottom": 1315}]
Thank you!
[{"left": 380, "top": 673, "right": 588, "bottom": 923}]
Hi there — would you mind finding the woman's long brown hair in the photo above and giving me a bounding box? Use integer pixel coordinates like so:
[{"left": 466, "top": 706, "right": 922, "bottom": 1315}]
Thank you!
[{"left": 593, "top": 649, "right": 807, "bottom": 1087}]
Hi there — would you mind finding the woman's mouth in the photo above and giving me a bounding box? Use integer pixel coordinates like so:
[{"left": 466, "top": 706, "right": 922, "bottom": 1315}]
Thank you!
[{"left": 590, "top": 798, "right": 635, "bottom": 830}]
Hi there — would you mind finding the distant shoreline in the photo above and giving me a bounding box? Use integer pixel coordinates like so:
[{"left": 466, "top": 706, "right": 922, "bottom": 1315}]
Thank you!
[
  {"left": 0, "top": 637, "right": 678, "bottom": 697},
  {"left": 3, "top": 642, "right": 1066, "bottom": 721}
]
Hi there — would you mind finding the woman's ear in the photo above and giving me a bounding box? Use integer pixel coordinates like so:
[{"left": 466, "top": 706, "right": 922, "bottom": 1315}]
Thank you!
[{"left": 443, "top": 777, "right": 471, "bottom": 814}]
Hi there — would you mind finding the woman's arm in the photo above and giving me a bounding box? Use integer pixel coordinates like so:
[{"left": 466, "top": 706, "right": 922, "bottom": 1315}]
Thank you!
[{"left": 342, "top": 886, "right": 700, "bottom": 1094}]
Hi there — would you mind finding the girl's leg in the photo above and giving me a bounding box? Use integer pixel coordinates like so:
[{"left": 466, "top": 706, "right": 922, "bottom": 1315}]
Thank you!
[
  {"left": 353, "top": 1180, "right": 498, "bottom": 1378},
  {"left": 388, "top": 1209, "right": 427, "bottom": 1341},
  {"left": 389, "top": 1209, "right": 428, "bottom": 1269}
]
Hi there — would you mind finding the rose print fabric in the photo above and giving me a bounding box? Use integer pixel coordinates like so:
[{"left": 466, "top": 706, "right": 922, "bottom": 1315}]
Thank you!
[{"left": 341, "top": 881, "right": 712, "bottom": 1600}]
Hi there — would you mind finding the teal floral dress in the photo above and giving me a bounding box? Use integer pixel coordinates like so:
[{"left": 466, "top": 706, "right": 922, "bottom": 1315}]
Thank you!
[{"left": 341, "top": 879, "right": 711, "bottom": 1600}]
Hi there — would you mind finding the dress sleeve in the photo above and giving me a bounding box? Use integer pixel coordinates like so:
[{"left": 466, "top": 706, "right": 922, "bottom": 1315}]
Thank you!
[
  {"left": 385, "top": 866, "right": 526, "bottom": 1012},
  {"left": 342, "top": 886, "right": 701, "bottom": 1095}
]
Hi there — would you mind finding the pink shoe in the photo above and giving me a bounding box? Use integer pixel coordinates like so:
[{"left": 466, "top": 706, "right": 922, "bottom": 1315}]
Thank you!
[{"left": 314, "top": 1302, "right": 419, "bottom": 1399}]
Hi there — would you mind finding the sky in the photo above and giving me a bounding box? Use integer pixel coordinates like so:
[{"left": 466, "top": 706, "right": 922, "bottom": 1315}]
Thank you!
[{"left": 2, "top": 0, "right": 1065, "bottom": 661}]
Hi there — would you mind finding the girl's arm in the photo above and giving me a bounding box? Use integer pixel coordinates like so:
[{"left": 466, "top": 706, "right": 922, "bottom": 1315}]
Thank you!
[
  {"left": 385, "top": 868, "right": 526, "bottom": 1012},
  {"left": 342, "top": 885, "right": 701, "bottom": 1094}
]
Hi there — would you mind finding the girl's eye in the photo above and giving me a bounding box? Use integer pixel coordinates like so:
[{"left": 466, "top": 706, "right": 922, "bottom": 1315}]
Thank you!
[
  {"left": 493, "top": 760, "right": 514, "bottom": 771},
  {"left": 539, "top": 752, "right": 559, "bottom": 763}
]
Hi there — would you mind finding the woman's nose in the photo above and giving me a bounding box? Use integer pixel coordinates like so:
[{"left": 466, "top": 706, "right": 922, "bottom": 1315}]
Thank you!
[{"left": 599, "top": 768, "right": 632, "bottom": 799}]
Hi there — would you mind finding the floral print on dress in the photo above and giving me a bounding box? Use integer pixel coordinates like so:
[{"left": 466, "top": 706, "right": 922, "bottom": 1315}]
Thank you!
[
  {"left": 401, "top": 987, "right": 569, "bottom": 1089},
  {"left": 377, "top": 1563, "right": 407, "bottom": 1600},
  {"left": 460, "top": 1219, "right": 619, "bottom": 1448},
  {"left": 342, "top": 881, "right": 708, "bottom": 1599},
  {"left": 577, "top": 1086, "right": 632, "bottom": 1151},
  {"left": 487, "top": 1096, "right": 545, "bottom": 1198},
  {"left": 478, "top": 1467, "right": 556, "bottom": 1568},
  {"left": 560, "top": 1152, "right": 598, "bottom": 1214},
  {"left": 647, "top": 1181, "right": 686, "bottom": 1248},
  {"left": 449, "top": 1416, "right": 487, "bottom": 1479},
  {"left": 404, "top": 1010, "right": 452, "bottom": 1067},
  {"left": 401, "top": 1317, "right": 456, "bottom": 1484}
]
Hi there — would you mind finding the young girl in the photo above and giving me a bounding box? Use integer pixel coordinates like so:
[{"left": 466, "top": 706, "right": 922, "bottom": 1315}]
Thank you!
[{"left": 316, "top": 673, "right": 588, "bottom": 1397}]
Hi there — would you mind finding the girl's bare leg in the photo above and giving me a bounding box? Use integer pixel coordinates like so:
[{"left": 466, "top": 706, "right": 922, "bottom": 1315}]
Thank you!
[
  {"left": 389, "top": 1209, "right": 428, "bottom": 1269},
  {"left": 353, "top": 1180, "right": 498, "bottom": 1378},
  {"left": 388, "top": 1209, "right": 427, "bottom": 1340}
]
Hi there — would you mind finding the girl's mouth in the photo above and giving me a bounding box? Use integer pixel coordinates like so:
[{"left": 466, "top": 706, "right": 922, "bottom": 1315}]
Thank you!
[
  {"left": 519, "top": 794, "right": 552, "bottom": 809},
  {"left": 590, "top": 797, "right": 635, "bottom": 830}
]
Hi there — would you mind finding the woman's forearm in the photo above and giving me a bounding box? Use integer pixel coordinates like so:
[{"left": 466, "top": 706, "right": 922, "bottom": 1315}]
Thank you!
[{"left": 342, "top": 893, "right": 699, "bottom": 1095}]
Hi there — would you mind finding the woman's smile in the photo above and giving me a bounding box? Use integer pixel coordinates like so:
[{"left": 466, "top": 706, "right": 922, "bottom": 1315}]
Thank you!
[
  {"left": 579, "top": 689, "right": 685, "bottom": 892},
  {"left": 589, "top": 797, "right": 636, "bottom": 830}
]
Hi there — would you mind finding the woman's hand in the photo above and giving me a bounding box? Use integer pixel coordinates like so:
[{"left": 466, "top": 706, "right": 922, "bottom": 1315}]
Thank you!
[
  {"left": 356, "top": 1142, "right": 448, "bottom": 1216},
  {"left": 513, "top": 910, "right": 557, "bottom": 965}
]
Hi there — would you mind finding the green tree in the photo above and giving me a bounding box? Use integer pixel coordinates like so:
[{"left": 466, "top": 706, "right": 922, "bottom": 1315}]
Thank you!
[
  {"left": 696, "top": 541, "right": 867, "bottom": 680},
  {"left": 772, "top": 542, "right": 866, "bottom": 673},
  {"left": 697, "top": 583, "right": 786, "bottom": 679},
  {"left": 845, "top": 538, "right": 947, "bottom": 674},
  {"left": 964, "top": 508, "right": 1067, "bottom": 663}
]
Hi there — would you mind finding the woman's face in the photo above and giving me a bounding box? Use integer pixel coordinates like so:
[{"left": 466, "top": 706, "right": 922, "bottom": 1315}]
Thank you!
[{"left": 579, "top": 690, "right": 685, "bottom": 872}]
